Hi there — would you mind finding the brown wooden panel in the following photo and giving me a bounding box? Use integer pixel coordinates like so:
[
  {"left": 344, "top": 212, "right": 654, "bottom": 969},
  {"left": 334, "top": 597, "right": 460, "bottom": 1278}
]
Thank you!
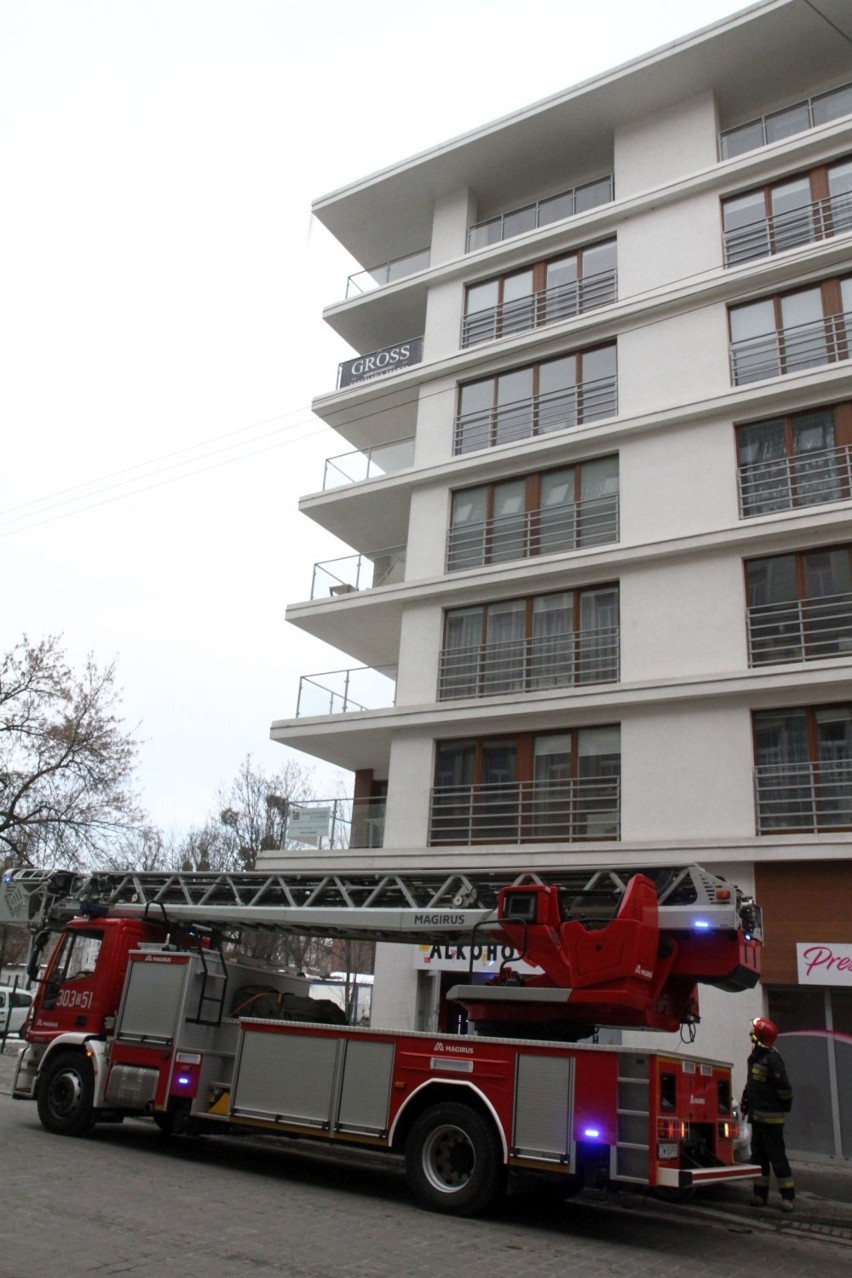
[{"left": 756, "top": 862, "right": 852, "bottom": 984}]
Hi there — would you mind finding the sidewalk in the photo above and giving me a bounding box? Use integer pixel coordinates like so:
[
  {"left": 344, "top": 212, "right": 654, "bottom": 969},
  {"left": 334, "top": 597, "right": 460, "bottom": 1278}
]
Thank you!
[{"left": 2, "top": 1039, "right": 849, "bottom": 1233}]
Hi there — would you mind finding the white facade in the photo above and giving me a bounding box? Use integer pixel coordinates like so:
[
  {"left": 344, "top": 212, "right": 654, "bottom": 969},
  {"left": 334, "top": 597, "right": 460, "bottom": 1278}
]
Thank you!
[{"left": 269, "top": 0, "right": 852, "bottom": 1156}]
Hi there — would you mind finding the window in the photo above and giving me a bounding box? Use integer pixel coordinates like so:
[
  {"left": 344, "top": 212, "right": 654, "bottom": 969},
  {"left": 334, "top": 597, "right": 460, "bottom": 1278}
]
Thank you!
[
  {"left": 720, "top": 81, "right": 852, "bottom": 159},
  {"left": 447, "top": 456, "right": 619, "bottom": 571},
  {"left": 430, "top": 726, "right": 621, "bottom": 844},
  {"left": 746, "top": 544, "right": 852, "bottom": 665},
  {"left": 729, "top": 276, "right": 852, "bottom": 385},
  {"left": 439, "top": 585, "right": 619, "bottom": 700},
  {"left": 454, "top": 345, "right": 617, "bottom": 454},
  {"left": 723, "top": 158, "right": 852, "bottom": 265},
  {"left": 467, "top": 176, "right": 614, "bottom": 251},
  {"left": 754, "top": 704, "right": 852, "bottom": 832},
  {"left": 461, "top": 241, "right": 617, "bottom": 347},
  {"left": 736, "top": 403, "right": 852, "bottom": 517}
]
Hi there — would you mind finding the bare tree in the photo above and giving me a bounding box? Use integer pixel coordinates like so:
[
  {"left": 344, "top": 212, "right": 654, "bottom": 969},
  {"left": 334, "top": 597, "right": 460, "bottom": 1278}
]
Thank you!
[{"left": 1, "top": 635, "right": 143, "bottom": 869}]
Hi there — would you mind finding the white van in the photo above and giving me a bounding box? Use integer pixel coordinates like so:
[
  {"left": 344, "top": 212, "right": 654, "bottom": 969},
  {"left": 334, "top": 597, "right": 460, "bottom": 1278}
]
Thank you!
[{"left": 0, "top": 985, "right": 33, "bottom": 1037}]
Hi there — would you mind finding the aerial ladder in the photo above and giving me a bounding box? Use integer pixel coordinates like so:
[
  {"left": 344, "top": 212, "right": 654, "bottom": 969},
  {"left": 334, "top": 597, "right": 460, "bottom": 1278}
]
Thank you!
[{"left": 0, "top": 862, "right": 763, "bottom": 1215}]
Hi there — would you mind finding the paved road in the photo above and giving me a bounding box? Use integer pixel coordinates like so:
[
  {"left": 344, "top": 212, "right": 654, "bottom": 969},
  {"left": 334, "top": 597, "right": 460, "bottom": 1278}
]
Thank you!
[{"left": 1, "top": 1089, "right": 850, "bottom": 1278}]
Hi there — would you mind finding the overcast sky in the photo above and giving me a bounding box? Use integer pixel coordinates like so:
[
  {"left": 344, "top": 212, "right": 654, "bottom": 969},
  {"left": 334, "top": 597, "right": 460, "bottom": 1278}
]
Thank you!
[{"left": 1, "top": 0, "right": 752, "bottom": 834}]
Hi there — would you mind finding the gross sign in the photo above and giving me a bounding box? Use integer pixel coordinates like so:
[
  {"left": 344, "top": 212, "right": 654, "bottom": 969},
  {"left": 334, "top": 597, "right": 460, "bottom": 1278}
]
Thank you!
[{"left": 338, "top": 337, "right": 423, "bottom": 389}]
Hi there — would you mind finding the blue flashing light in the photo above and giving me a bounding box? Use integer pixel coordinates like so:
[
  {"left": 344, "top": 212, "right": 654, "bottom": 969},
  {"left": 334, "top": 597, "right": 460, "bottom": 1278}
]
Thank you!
[
  {"left": 583, "top": 1127, "right": 601, "bottom": 1140},
  {"left": 176, "top": 1074, "right": 192, "bottom": 1087},
  {"left": 694, "top": 919, "right": 711, "bottom": 930}
]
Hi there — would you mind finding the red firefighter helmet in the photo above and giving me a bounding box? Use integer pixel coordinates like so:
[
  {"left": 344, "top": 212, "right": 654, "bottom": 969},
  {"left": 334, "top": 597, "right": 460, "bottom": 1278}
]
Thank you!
[{"left": 751, "top": 1016, "right": 778, "bottom": 1047}]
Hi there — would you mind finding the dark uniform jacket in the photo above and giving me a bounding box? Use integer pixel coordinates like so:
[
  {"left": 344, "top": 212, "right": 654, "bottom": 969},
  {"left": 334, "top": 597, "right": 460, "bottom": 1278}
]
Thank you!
[{"left": 742, "top": 1044, "right": 794, "bottom": 1124}]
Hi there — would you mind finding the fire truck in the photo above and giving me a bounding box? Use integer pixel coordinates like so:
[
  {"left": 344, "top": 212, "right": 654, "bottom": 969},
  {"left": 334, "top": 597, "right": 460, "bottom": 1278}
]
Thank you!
[{"left": 0, "top": 862, "right": 762, "bottom": 1215}]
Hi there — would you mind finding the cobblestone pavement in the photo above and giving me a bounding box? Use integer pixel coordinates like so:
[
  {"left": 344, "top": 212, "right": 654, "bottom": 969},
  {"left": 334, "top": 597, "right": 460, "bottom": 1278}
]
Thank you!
[{"left": 1, "top": 1059, "right": 850, "bottom": 1278}]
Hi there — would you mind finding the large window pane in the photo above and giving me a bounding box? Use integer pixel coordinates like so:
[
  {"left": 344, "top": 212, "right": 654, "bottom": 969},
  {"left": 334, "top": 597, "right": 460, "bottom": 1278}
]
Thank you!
[
  {"left": 490, "top": 480, "right": 527, "bottom": 562},
  {"left": 780, "top": 288, "right": 828, "bottom": 372}
]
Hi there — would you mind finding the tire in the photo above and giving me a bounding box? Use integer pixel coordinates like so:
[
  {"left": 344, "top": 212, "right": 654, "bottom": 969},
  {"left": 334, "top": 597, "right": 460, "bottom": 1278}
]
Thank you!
[
  {"left": 405, "top": 1102, "right": 506, "bottom": 1216},
  {"left": 36, "top": 1050, "right": 96, "bottom": 1136}
]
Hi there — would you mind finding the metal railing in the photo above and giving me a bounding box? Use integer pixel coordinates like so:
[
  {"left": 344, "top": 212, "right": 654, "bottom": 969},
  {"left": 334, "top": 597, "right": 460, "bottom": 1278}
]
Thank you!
[
  {"left": 461, "top": 267, "right": 617, "bottom": 348},
  {"left": 284, "top": 796, "right": 387, "bottom": 849},
  {"left": 755, "top": 761, "right": 852, "bottom": 833},
  {"left": 724, "top": 190, "right": 852, "bottom": 267},
  {"left": 720, "top": 80, "right": 852, "bottom": 160},
  {"left": 730, "top": 311, "right": 851, "bottom": 385},
  {"left": 438, "top": 627, "right": 620, "bottom": 700},
  {"left": 312, "top": 546, "right": 406, "bottom": 598},
  {"left": 747, "top": 591, "right": 852, "bottom": 666},
  {"left": 467, "top": 176, "right": 614, "bottom": 252},
  {"left": 323, "top": 435, "right": 415, "bottom": 489},
  {"left": 738, "top": 442, "right": 852, "bottom": 517},
  {"left": 454, "top": 375, "right": 618, "bottom": 454},
  {"left": 296, "top": 666, "right": 397, "bottom": 717},
  {"left": 346, "top": 247, "right": 431, "bottom": 298},
  {"left": 446, "top": 493, "right": 619, "bottom": 571},
  {"left": 429, "top": 777, "right": 621, "bottom": 844}
]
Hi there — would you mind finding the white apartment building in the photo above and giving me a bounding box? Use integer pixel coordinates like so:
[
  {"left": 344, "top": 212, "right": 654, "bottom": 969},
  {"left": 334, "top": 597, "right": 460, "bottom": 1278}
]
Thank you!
[{"left": 269, "top": 0, "right": 852, "bottom": 1161}]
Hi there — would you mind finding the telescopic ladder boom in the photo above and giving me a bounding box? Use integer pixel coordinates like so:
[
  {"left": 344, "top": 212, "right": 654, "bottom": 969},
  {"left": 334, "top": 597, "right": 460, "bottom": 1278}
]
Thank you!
[{"left": 1, "top": 863, "right": 759, "bottom": 945}]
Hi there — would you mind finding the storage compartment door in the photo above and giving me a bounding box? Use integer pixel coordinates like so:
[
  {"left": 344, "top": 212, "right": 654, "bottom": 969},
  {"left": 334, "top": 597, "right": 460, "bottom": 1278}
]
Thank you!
[
  {"left": 232, "top": 1029, "right": 340, "bottom": 1127},
  {"left": 513, "top": 1053, "right": 574, "bottom": 1161}
]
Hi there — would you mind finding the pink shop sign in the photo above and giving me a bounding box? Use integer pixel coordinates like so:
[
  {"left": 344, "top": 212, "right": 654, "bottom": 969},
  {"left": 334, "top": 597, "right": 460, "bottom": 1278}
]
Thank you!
[{"left": 797, "top": 942, "right": 852, "bottom": 986}]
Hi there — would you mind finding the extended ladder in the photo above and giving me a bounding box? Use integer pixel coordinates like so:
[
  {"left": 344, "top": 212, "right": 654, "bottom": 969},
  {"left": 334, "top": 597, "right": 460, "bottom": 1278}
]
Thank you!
[{"left": 1, "top": 863, "right": 757, "bottom": 944}]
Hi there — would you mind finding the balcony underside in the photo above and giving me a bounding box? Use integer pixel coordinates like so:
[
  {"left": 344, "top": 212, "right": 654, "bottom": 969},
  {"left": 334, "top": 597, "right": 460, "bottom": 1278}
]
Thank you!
[
  {"left": 322, "top": 276, "right": 430, "bottom": 355},
  {"left": 299, "top": 478, "right": 412, "bottom": 550}
]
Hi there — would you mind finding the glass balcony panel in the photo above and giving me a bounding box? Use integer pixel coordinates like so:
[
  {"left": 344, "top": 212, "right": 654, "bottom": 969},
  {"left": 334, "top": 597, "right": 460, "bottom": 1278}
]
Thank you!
[
  {"left": 323, "top": 436, "right": 414, "bottom": 490},
  {"left": 721, "top": 119, "right": 765, "bottom": 159},
  {"left": 765, "top": 102, "right": 812, "bottom": 145},
  {"left": 312, "top": 546, "right": 406, "bottom": 599},
  {"left": 539, "top": 191, "right": 574, "bottom": 226},
  {"left": 575, "top": 176, "right": 613, "bottom": 213},
  {"left": 345, "top": 247, "right": 430, "bottom": 298},
  {"left": 296, "top": 665, "right": 397, "bottom": 717},
  {"left": 814, "top": 83, "right": 852, "bottom": 125},
  {"left": 284, "top": 796, "right": 386, "bottom": 849},
  {"left": 466, "top": 177, "right": 612, "bottom": 251}
]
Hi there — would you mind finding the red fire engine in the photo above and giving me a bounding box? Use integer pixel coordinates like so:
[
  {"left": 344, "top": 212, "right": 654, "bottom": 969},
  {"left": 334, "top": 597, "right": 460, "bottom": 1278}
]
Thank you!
[{"left": 1, "top": 863, "right": 761, "bottom": 1215}]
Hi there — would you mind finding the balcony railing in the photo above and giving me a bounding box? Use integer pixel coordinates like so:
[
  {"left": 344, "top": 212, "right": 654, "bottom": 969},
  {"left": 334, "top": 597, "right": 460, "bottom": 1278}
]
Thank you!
[
  {"left": 730, "top": 311, "right": 851, "bottom": 385},
  {"left": 296, "top": 665, "right": 397, "bottom": 717},
  {"left": 284, "top": 796, "right": 387, "bottom": 849},
  {"left": 720, "top": 80, "right": 852, "bottom": 160},
  {"left": 738, "top": 442, "right": 852, "bottom": 517},
  {"left": 724, "top": 190, "right": 852, "bottom": 267},
  {"left": 747, "top": 592, "right": 852, "bottom": 666},
  {"left": 467, "top": 177, "right": 614, "bottom": 252},
  {"left": 323, "top": 435, "right": 415, "bottom": 489},
  {"left": 438, "top": 627, "right": 620, "bottom": 700},
  {"left": 755, "top": 761, "right": 852, "bottom": 833},
  {"left": 346, "top": 247, "right": 431, "bottom": 298},
  {"left": 461, "top": 267, "right": 617, "bottom": 348},
  {"left": 429, "top": 777, "right": 620, "bottom": 845},
  {"left": 446, "top": 493, "right": 619, "bottom": 571},
  {"left": 312, "top": 546, "right": 406, "bottom": 598},
  {"left": 454, "top": 376, "right": 618, "bottom": 454}
]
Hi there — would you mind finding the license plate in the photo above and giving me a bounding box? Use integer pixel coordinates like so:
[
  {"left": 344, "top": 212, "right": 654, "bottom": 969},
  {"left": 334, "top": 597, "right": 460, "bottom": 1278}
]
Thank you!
[{"left": 657, "top": 1142, "right": 678, "bottom": 1161}]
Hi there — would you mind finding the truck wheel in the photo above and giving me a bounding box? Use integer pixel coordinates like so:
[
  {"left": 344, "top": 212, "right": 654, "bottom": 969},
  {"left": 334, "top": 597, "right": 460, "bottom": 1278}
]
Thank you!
[
  {"left": 405, "top": 1103, "right": 506, "bottom": 1215},
  {"left": 36, "top": 1051, "right": 96, "bottom": 1136}
]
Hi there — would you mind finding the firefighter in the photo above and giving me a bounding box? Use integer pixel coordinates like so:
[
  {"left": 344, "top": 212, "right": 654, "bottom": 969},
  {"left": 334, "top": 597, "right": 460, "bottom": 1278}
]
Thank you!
[{"left": 741, "top": 1016, "right": 795, "bottom": 1212}]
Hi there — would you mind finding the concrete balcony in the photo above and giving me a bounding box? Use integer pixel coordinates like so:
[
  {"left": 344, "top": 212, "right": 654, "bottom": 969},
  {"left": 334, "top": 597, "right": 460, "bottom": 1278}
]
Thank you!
[
  {"left": 296, "top": 665, "right": 397, "bottom": 718},
  {"left": 312, "top": 546, "right": 406, "bottom": 599}
]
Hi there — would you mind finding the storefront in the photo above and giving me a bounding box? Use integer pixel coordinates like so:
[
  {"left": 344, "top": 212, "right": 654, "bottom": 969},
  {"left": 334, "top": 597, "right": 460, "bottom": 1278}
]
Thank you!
[{"left": 756, "top": 861, "right": 852, "bottom": 1161}]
